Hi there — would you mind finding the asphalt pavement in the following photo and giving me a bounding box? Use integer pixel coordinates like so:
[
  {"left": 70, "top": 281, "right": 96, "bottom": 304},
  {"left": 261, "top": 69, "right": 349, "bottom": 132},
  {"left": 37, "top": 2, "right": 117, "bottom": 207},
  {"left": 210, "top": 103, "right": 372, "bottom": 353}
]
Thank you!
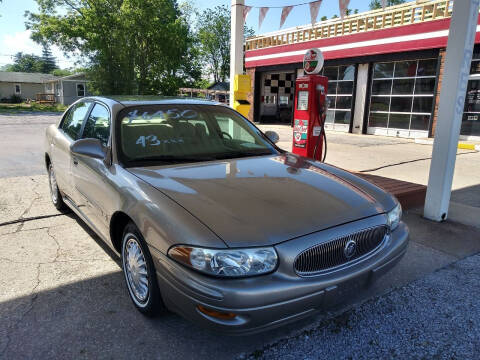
[
  {"left": 246, "top": 253, "right": 480, "bottom": 359},
  {"left": 0, "top": 113, "right": 60, "bottom": 178}
]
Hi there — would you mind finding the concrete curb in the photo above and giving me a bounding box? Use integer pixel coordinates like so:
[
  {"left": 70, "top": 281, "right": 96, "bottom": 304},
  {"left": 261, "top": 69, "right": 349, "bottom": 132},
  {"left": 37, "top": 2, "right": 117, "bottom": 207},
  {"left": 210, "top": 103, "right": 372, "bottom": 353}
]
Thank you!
[{"left": 415, "top": 138, "right": 480, "bottom": 151}]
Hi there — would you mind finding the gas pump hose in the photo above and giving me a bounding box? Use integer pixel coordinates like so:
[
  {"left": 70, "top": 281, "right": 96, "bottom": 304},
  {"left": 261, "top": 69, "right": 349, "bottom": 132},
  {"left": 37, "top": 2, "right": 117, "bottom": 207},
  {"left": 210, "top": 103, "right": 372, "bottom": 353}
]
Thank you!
[{"left": 313, "top": 124, "right": 327, "bottom": 162}]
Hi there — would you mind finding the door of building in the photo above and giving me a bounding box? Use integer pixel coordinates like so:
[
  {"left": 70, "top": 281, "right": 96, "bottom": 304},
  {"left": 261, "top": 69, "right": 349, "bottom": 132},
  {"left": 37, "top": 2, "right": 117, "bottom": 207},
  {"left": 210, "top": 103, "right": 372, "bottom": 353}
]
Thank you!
[{"left": 367, "top": 58, "right": 438, "bottom": 138}]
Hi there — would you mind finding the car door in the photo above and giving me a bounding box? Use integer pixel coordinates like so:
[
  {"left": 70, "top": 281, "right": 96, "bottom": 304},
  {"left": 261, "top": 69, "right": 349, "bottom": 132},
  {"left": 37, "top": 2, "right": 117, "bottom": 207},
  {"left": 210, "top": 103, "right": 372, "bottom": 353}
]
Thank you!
[
  {"left": 71, "top": 102, "right": 114, "bottom": 238},
  {"left": 52, "top": 101, "right": 92, "bottom": 200}
]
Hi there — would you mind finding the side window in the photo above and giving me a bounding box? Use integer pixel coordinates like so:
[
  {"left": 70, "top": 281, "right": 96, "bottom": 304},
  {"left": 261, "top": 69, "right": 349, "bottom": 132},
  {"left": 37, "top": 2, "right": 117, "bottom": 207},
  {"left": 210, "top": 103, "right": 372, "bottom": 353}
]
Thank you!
[
  {"left": 214, "top": 115, "right": 256, "bottom": 144},
  {"left": 61, "top": 102, "right": 91, "bottom": 140},
  {"left": 82, "top": 103, "right": 111, "bottom": 146}
]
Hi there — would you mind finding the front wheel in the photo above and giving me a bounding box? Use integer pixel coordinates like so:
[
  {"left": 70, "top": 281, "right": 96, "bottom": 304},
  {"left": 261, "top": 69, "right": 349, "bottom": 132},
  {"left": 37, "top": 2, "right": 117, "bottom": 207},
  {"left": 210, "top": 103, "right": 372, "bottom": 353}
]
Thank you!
[
  {"left": 48, "top": 163, "right": 68, "bottom": 211},
  {"left": 121, "top": 222, "right": 164, "bottom": 317}
]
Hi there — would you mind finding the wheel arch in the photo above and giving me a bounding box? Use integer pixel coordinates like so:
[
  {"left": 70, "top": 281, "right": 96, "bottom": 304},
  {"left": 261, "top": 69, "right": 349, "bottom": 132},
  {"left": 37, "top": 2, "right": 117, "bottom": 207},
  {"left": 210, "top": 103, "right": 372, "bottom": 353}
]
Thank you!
[{"left": 110, "top": 211, "right": 136, "bottom": 253}]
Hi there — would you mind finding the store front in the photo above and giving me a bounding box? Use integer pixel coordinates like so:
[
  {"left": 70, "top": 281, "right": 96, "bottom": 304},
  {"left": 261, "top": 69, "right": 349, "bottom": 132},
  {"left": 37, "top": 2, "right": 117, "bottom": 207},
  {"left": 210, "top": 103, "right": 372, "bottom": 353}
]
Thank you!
[
  {"left": 259, "top": 71, "right": 295, "bottom": 123},
  {"left": 461, "top": 47, "right": 480, "bottom": 140},
  {"left": 367, "top": 58, "right": 438, "bottom": 138},
  {"left": 245, "top": 0, "right": 480, "bottom": 139}
]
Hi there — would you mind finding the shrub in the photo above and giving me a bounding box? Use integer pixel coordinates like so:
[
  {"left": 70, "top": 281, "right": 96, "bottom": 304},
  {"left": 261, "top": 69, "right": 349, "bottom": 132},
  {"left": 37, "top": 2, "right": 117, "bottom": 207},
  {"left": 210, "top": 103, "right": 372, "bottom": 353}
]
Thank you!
[{"left": 9, "top": 94, "right": 23, "bottom": 104}]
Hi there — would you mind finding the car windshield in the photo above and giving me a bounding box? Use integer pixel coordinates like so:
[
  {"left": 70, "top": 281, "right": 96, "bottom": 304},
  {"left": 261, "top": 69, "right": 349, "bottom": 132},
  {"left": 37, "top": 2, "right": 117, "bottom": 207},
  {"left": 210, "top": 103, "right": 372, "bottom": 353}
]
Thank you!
[{"left": 117, "top": 104, "right": 278, "bottom": 165}]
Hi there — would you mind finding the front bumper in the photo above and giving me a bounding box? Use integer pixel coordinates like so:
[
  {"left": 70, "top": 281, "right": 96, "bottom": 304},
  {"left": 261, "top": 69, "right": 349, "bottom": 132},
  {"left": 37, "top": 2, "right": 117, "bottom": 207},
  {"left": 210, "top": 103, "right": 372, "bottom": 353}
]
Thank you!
[{"left": 151, "top": 217, "right": 409, "bottom": 335}]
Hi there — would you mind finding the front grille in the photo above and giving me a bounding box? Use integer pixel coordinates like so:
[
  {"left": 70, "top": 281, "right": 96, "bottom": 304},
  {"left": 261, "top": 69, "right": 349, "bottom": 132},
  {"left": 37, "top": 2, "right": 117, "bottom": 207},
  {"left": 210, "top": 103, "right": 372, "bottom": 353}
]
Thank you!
[{"left": 294, "top": 226, "right": 388, "bottom": 275}]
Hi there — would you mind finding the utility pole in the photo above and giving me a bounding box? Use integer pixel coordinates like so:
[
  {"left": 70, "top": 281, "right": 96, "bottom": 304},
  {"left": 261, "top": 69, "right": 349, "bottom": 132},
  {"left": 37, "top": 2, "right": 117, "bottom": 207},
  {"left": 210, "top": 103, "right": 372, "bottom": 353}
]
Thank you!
[
  {"left": 424, "top": 0, "right": 480, "bottom": 221},
  {"left": 230, "top": 0, "right": 244, "bottom": 107}
]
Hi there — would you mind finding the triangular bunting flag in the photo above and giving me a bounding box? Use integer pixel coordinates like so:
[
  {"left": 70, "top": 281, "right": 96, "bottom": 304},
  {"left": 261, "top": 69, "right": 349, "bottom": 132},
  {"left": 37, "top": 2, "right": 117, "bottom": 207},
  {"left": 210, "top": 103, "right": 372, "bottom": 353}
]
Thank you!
[
  {"left": 259, "top": 7, "right": 269, "bottom": 30},
  {"left": 243, "top": 6, "right": 252, "bottom": 23},
  {"left": 339, "top": 0, "right": 350, "bottom": 19},
  {"left": 309, "top": 1, "right": 322, "bottom": 26},
  {"left": 280, "top": 6, "right": 293, "bottom": 29}
]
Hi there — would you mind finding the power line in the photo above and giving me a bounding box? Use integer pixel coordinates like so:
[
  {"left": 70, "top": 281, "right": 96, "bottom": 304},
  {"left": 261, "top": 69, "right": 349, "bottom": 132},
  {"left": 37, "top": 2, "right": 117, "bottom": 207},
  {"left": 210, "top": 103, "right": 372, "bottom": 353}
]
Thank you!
[{"left": 239, "top": 0, "right": 321, "bottom": 9}]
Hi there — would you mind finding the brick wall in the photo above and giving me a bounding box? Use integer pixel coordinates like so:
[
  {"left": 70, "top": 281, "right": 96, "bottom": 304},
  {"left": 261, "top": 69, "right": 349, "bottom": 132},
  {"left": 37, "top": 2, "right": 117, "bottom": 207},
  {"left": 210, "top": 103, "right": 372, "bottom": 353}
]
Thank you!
[
  {"left": 431, "top": 48, "right": 446, "bottom": 137},
  {"left": 246, "top": 67, "right": 255, "bottom": 122}
]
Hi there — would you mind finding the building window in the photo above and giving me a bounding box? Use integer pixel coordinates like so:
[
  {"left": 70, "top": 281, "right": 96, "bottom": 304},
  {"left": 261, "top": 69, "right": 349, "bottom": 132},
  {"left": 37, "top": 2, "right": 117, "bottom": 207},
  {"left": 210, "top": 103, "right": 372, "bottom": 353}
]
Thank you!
[
  {"left": 14, "top": 84, "right": 21, "bottom": 95},
  {"left": 461, "top": 46, "right": 480, "bottom": 138},
  {"left": 77, "top": 83, "right": 85, "bottom": 97},
  {"left": 322, "top": 65, "right": 355, "bottom": 127},
  {"left": 368, "top": 58, "right": 438, "bottom": 134}
]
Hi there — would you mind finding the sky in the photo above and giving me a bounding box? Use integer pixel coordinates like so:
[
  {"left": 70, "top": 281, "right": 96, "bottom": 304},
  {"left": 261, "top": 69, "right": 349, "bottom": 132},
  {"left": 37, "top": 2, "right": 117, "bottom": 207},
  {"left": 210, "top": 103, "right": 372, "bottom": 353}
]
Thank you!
[{"left": 0, "top": 0, "right": 369, "bottom": 69}]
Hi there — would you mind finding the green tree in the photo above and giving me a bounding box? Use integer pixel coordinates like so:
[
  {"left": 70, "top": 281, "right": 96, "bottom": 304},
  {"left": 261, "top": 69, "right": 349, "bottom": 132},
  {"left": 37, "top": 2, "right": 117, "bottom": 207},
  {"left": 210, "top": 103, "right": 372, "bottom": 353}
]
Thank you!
[
  {"left": 26, "top": 0, "right": 200, "bottom": 95},
  {"left": 196, "top": 5, "right": 253, "bottom": 83},
  {"left": 197, "top": 5, "right": 230, "bottom": 83},
  {"left": 369, "top": 0, "right": 406, "bottom": 10},
  {"left": 41, "top": 44, "right": 58, "bottom": 73},
  {"left": 52, "top": 68, "right": 73, "bottom": 76},
  {"left": 5, "top": 52, "right": 44, "bottom": 73}
]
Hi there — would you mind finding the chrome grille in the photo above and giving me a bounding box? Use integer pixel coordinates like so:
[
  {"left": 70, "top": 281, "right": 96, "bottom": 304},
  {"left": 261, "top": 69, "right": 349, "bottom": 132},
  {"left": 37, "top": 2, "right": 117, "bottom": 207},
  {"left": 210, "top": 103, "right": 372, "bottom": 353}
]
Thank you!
[{"left": 294, "top": 226, "right": 388, "bottom": 275}]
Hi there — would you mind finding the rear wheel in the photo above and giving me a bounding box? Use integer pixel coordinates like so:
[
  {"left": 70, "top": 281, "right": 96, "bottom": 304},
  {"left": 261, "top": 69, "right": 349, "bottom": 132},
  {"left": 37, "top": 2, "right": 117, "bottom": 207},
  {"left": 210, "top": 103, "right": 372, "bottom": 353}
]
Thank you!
[
  {"left": 48, "top": 163, "right": 68, "bottom": 211},
  {"left": 121, "top": 222, "right": 164, "bottom": 317}
]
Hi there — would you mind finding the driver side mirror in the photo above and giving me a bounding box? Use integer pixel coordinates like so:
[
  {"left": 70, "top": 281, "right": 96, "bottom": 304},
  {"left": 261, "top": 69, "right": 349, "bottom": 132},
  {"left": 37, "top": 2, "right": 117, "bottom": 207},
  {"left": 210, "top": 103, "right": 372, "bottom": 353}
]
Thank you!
[
  {"left": 264, "top": 130, "right": 280, "bottom": 144},
  {"left": 70, "top": 138, "right": 106, "bottom": 160}
]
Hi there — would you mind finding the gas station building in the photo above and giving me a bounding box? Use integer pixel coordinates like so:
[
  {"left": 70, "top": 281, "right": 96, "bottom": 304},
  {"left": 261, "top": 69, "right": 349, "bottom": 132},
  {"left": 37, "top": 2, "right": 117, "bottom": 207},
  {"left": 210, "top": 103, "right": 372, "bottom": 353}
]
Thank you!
[{"left": 244, "top": 0, "right": 480, "bottom": 141}]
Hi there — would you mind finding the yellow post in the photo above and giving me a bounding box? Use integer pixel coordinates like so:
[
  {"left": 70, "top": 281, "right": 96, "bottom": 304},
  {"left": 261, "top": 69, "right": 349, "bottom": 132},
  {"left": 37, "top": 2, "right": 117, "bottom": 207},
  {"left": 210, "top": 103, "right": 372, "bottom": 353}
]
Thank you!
[{"left": 232, "top": 74, "right": 251, "bottom": 118}]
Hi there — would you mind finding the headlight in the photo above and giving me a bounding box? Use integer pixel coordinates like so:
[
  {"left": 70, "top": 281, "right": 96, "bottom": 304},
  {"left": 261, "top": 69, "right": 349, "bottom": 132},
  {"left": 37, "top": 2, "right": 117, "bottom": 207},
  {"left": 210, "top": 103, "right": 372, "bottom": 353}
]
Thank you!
[
  {"left": 387, "top": 203, "right": 402, "bottom": 231},
  {"left": 168, "top": 245, "right": 278, "bottom": 277}
]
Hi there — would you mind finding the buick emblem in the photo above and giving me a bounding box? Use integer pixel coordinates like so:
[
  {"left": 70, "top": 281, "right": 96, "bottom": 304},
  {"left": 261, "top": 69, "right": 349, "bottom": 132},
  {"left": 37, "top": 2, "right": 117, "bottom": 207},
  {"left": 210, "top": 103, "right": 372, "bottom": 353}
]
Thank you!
[{"left": 344, "top": 239, "right": 357, "bottom": 259}]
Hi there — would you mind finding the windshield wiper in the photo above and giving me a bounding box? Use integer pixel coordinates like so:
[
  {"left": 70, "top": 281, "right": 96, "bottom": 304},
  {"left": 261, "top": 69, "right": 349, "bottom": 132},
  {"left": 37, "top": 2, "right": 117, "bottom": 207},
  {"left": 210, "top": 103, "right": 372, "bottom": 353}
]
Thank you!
[
  {"left": 133, "top": 155, "right": 216, "bottom": 163},
  {"left": 215, "top": 151, "right": 273, "bottom": 160}
]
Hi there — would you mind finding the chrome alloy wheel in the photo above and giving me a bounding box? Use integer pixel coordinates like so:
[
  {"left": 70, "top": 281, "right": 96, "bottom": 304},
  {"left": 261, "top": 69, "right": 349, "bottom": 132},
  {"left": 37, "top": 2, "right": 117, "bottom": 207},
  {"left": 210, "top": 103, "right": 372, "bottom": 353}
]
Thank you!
[
  {"left": 123, "top": 234, "right": 149, "bottom": 305},
  {"left": 48, "top": 164, "right": 58, "bottom": 204}
]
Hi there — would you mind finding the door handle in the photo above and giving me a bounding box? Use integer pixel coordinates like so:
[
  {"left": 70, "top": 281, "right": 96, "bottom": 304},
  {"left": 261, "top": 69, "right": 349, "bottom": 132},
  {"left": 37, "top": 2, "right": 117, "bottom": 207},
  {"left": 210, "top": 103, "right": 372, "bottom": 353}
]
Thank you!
[{"left": 73, "top": 157, "right": 79, "bottom": 166}]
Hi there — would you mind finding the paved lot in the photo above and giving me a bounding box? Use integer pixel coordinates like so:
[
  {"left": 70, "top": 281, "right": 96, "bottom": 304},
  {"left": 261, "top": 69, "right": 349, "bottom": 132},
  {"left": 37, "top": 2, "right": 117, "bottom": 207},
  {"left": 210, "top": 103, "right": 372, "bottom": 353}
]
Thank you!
[
  {"left": 0, "top": 113, "right": 60, "bottom": 178},
  {"left": 247, "top": 253, "right": 480, "bottom": 360},
  {"left": 0, "top": 114, "right": 479, "bottom": 359}
]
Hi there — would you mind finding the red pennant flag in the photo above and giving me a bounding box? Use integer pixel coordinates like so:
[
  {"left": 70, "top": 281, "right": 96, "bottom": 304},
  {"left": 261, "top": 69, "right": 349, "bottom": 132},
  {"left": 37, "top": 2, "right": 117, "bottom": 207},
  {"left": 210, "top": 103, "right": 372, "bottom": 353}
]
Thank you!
[
  {"left": 258, "top": 7, "right": 269, "bottom": 30},
  {"left": 309, "top": 1, "right": 322, "bottom": 26},
  {"left": 243, "top": 6, "right": 252, "bottom": 23},
  {"left": 280, "top": 6, "right": 293, "bottom": 29}
]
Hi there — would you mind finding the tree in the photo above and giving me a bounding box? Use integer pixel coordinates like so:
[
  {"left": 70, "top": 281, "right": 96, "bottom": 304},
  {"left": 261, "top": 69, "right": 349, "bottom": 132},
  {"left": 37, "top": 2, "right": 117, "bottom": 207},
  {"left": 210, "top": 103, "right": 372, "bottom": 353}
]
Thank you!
[
  {"left": 41, "top": 45, "right": 58, "bottom": 73},
  {"left": 196, "top": 5, "right": 253, "bottom": 83},
  {"left": 5, "top": 52, "right": 44, "bottom": 73},
  {"left": 26, "top": 0, "right": 200, "bottom": 95},
  {"left": 197, "top": 5, "right": 230, "bottom": 83},
  {"left": 369, "top": 0, "right": 406, "bottom": 10}
]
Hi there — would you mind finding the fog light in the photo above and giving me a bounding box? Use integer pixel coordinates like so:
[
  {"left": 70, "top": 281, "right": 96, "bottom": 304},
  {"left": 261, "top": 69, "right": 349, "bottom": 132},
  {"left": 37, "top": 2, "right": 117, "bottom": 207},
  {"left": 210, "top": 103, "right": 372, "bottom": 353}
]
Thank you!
[{"left": 197, "top": 305, "right": 237, "bottom": 320}]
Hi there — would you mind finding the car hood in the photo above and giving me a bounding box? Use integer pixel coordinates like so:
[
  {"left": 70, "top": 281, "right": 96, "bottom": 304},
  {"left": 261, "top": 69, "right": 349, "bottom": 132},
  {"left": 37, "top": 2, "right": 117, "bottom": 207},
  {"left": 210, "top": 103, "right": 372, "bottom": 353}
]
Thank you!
[{"left": 128, "top": 154, "right": 388, "bottom": 247}]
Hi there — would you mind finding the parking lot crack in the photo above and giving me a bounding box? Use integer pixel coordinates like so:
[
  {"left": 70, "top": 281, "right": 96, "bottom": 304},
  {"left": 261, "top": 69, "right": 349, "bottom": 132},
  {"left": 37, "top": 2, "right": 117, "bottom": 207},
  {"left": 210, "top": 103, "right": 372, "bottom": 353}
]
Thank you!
[
  {"left": 14, "top": 178, "right": 43, "bottom": 233},
  {"left": 358, "top": 150, "right": 477, "bottom": 173},
  {"left": 47, "top": 227, "right": 61, "bottom": 263}
]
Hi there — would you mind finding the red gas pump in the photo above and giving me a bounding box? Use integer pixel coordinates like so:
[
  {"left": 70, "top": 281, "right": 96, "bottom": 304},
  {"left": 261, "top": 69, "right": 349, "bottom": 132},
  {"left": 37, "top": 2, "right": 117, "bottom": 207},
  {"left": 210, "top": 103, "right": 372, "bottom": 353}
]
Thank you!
[{"left": 292, "top": 49, "right": 328, "bottom": 162}]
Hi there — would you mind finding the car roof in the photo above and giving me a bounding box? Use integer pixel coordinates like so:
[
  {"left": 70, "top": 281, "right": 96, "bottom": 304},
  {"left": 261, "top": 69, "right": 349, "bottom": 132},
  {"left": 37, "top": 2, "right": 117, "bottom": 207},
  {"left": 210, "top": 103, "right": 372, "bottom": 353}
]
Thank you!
[{"left": 82, "top": 95, "right": 222, "bottom": 107}]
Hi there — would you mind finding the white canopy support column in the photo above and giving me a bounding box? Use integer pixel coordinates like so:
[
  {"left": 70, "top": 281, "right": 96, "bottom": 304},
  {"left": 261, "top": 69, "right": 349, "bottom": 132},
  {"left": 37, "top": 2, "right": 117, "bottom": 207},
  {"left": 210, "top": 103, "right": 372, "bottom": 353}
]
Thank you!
[
  {"left": 230, "top": 0, "right": 244, "bottom": 107},
  {"left": 424, "top": 0, "right": 480, "bottom": 222}
]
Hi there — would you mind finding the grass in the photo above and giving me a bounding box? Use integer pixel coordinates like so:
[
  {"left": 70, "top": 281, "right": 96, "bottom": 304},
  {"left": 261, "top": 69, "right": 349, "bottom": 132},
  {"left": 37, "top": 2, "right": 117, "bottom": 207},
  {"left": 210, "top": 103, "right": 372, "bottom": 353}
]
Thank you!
[{"left": 0, "top": 102, "right": 67, "bottom": 113}]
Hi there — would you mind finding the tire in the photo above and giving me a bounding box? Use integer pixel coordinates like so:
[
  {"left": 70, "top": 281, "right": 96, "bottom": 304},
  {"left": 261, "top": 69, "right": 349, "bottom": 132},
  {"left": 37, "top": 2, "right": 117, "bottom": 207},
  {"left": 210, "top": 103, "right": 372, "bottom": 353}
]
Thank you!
[
  {"left": 48, "top": 162, "right": 68, "bottom": 212},
  {"left": 121, "top": 221, "right": 164, "bottom": 317}
]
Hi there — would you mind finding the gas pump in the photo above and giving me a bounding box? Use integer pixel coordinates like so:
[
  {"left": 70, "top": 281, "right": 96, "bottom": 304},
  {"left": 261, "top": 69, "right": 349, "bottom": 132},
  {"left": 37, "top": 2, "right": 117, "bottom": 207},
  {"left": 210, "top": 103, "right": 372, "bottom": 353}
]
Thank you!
[{"left": 292, "top": 48, "right": 328, "bottom": 162}]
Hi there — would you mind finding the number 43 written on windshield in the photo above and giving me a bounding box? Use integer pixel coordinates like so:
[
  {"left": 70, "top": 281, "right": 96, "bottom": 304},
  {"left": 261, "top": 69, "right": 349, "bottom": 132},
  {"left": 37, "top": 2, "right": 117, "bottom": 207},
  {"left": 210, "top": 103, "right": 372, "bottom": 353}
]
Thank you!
[{"left": 136, "top": 135, "right": 185, "bottom": 148}]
